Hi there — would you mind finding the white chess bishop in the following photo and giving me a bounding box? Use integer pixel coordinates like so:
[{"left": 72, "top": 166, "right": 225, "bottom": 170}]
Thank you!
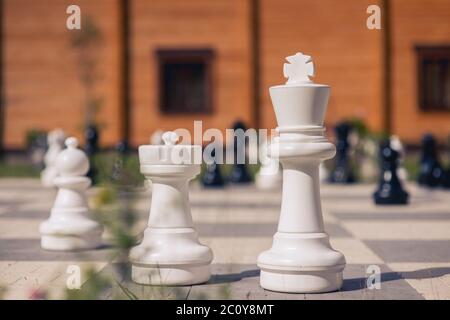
[
  {"left": 41, "top": 129, "right": 66, "bottom": 187},
  {"left": 257, "top": 52, "right": 346, "bottom": 293},
  {"left": 40, "top": 137, "right": 103, "bottom": 250},
  {"left": 130, "top": 131, "right": 213, "bottom": 285}
]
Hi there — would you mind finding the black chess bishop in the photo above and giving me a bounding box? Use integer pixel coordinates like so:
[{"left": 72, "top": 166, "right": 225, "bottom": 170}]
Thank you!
[
  {"left": 85, "top": 124, "right": 99, "bottom": 156},
  {"left": 85, "top": 124, "right": 99, "bottom": 184},
  {"left": 329, "top": 121, "right": 356, "bottom": 183},
  {"left": 417, "top": 134, "right": 444, "bottom": 188},
  {"left": 373, "top": 139, "right": 409, "bottom": 205}
]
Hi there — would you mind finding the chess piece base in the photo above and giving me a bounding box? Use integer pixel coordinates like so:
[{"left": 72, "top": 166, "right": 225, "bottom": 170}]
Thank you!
[
  {"left": 229, "top": 164, "right": 252, "bottom": 184},
  {"left": 329, "top": 167, "right": 355, "bottom": 184},
  {"left": 131, "top": 264, "right": 210, "bottom": 286},
  {"left": 130, "top": 227, "right": 212, "bottom": 285},
  {"left": 373, "top": 192, "right": 408, "bottom": 205},
  {"left": 40, "top": 207, "right": 104, "bottom": 251},
  {"left": 202, "top": 167, "right": 225, "bottom": 188},
  {"left": 257, "top": 232, "right": 345, "bottom": 293},
  {"left": 260, "top": 268, "right": 343, "bottom": 294},
  {"left": 41, "top": 232, "right": 102, "bottom": 251}
]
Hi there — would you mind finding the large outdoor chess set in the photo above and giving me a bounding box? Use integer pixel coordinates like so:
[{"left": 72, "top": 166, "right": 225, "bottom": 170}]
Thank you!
[{"left": 0, "top": 53, "right": 449, "bottom": 299}]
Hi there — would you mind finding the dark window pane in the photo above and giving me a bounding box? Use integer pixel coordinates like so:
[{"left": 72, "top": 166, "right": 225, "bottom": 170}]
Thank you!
[
  {"left": 443, "top": 61, "right": 450, "bottom": 109},
  {"left": 417, "top": 46, "right": 450, "bottom": 111},
  {"left": 157, "top": 50, "right": 213, "bottom": 114}
]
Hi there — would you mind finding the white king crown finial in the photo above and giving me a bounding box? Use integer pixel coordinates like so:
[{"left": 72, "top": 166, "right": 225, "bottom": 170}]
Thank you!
[{"left": 283, "top": 52, "right": 314, "bottom": 84}]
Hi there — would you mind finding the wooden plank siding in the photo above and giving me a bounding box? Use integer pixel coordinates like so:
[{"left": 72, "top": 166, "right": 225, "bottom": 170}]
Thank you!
[{"left": 1, "top": 0, "right": 450, "bottom": 148}]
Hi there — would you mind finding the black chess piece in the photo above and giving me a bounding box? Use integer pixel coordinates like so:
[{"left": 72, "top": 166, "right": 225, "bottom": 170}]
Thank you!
[
  {"left": 85, "top": 124, "right": 99, "bottom": 183},
  {"left": 417, "top": 134, "right": 444, "bottom": 188},
  {"left": 202, "top": 148, "right": 225, "bottom": 187},
  {"left": 444, "top": 136, "right": 450, "bottom": 189},
  {"left": 115, "top": 140, "right": 129, "bottom": 155},
  {"left": 111, "top": 141, "right": 128, "bottom": 183},
  {"left": 443, "top": 168, "right": 450, "bottom": 189},
  {"left": 28, "top": 131, "right": 47, "bottom": 170},
  {"left": 373, "top": 139, "right": 409, "bottom": 205},
  {"left": 228, "top": 120, "right": 252, "bottom": 184},
  {"left": 85, "top": 124, "right": 99, "bottom": 156},
  {"left": 329, "top": 121, "right": 356, "bottom": 183}
]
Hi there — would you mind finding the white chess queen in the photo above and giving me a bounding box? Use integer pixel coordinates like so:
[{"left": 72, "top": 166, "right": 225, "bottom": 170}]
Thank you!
[{"left": 257, "top": 53, "right": 346, "bottom": 293}]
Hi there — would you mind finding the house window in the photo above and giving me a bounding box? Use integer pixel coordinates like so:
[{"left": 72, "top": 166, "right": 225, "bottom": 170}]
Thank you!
[
  {"left": 156, "top": 49, "right": 213, "bottom": 114},
  {"left": 416, "top": 46, "right": 450, "bottom": 111}
]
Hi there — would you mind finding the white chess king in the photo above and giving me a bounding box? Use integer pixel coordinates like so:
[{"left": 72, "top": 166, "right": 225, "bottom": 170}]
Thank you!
[
  {"left": 130, "top": 131, "right": 213, "bottom": 285},
  {"left": 255, "top": 136, "right": 282, "bottom": 190},
  {"left": 257, "top": 52, "right": 346, "bottom": 293},
  {"left": 40, "top": 137, "right": 103, "bottom": 250}
]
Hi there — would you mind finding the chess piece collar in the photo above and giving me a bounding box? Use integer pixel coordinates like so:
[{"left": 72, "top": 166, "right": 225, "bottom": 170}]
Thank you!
[{"left": 139, "top": 132, "right": 201, "bottom": 177}]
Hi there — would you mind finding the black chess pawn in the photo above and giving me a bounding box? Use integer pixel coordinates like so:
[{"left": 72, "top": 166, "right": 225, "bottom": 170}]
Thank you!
[
  {"left": 373, "top": 139, "right": 409, "bottom": 205},
  {"left": 202, "top": 148, "right": 225, "bottom": 187},
  {"left": 329, "top": 121, "right": 356, "bottom": 183},
  {"left": 417, "top": 134, "right": 444, "bottom": 188},
  {"left": 228, "top": 120, "right": 252, "bottom": 184}
]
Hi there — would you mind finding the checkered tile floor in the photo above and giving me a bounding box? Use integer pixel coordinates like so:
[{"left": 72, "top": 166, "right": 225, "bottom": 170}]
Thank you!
[{"left": 0, "top": 179, "right": 449, "bottom": 299}]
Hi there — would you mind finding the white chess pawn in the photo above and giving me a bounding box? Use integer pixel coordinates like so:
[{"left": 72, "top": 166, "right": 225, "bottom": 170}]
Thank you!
[
  {"left": 390, "top": 135, "right": 409, "bottom": 182},
  {"left": 257, "top": 52, "right": 345, "bottom": 293},
  {"left": 41, "top": 129, "right": 66, "bottom": 187},
  {"left": 255, "top": 137, "right": 282, "bottom": 190},
  {"left": 130, "top": 131, "right": 213, "bottom": 285},
  {"left": 40, "top": 137, "right": 103, "bottom": 251}
]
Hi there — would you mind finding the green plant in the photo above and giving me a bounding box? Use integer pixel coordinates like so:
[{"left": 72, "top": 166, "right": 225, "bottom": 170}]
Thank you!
[
  {"left": 91, "top": 152, "right": 144, "bottom": 186},
  {"left": 66, "top": 268, "right": 111, "bottom": 300},
  {"left": 70, "top": 15, "right": 103, "bottom": 131},
  {"left": 25, "top": 129, "right": 46, "bottom": 150}
]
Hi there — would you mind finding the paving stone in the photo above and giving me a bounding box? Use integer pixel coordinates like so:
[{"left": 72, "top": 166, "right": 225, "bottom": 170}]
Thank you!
[{"left": 0, "top": 179, "right": 448, "bottom": 299}]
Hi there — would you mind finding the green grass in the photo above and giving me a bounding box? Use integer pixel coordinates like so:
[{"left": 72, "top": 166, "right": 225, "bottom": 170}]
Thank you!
[
  {"left": 0, "top": 149, "right": 423, "bottom": 183},
  {"left": 0, "top": 162, "right": 40, "bottom": 178},
  {"left": 200, "top": 163, "right": 259, "bottom": 182},
  {"left": 404, "top": 153, "right": 420, "bottom": 181}
]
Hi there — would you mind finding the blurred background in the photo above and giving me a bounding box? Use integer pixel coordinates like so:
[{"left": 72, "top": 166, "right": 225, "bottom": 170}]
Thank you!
[{"left": 0, "top": 0, "right": 449, "bottom": 180}]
